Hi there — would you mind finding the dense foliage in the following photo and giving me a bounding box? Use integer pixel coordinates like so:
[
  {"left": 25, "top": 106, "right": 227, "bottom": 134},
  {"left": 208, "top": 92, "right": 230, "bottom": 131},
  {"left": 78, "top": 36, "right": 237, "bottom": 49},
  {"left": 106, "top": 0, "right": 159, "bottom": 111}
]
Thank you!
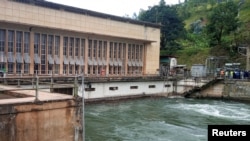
[
  {"left": 206, "top": 1, "right": 239, "bottom": 46},
  {"left": 138, "top": 0, "right": 185, "bottom": 54}
]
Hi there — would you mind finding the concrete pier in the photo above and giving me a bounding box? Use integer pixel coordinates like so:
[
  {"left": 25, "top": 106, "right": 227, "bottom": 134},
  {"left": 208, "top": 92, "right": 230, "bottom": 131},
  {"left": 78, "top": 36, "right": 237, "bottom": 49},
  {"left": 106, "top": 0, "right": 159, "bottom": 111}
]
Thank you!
[{"left": 0, "top": 85, "right": 83, "bottom": 141}]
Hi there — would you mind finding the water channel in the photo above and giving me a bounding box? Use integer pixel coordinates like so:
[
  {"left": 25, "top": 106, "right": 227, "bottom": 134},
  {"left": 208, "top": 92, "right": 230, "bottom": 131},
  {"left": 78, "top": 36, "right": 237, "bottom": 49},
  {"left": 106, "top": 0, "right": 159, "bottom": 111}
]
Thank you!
[{"left": 85, "top": 97, "right": 250, "bottom": 141}]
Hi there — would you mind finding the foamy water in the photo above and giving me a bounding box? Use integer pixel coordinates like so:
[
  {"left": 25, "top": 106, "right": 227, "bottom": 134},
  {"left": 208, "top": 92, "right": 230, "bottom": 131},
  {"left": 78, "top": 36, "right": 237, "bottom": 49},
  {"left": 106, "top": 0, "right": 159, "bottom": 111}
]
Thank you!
[{"left": 85, "top": 98, "right": 250, "bottom": 141}]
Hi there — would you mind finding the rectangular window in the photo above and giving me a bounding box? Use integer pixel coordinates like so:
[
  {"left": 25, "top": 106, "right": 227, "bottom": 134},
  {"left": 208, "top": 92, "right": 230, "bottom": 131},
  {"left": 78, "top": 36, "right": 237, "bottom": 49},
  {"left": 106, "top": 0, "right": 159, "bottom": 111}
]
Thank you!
[
  {"left": 48, "top": 35, "right": 53, "bottom": 55},
  {"left": 16, "top": 31, "right": 22, "bottom": 53},
  {"left": 24, "top": 32, "right": 30, "bottom": 53},
  {"left": 63, "top": 64, "right": 67, "bottom": 74},
  {"left": 0, "top": 63, "right": 5, "bottom": 70},
  {"left": 75, "top": 38, "right": 80, "bottom": 57},
  {"left": 69, "top": 65, "right": 73, "bottom": 74},
  {"left": 114, "top": 42, "right": 117, "bottom": 59},
  {"left": 103, "top": 41, "right": 107, "bottom": 59},
  {"left": 54, "top": 64, "right": 59, "bottom": 74},
  {"left": 130, "top": 86, "right": 138, "bottom": 89},
  {"left": 132, "top": 44, "right": 135, "bottom": 60},
  {"left": 98, "top": 41, "right": 102, "bottom": 58},
  {"left": 8, "top": 63, "right": 13, "bottom": 74},
  {"left": 34, "top": 33, "right": 40, "bottom": 54},
  {"left": 41, "top": 34, "right": 47, "bottom": 74},
  {"left": 114, "top": 66, "right": 118, "bottom": 74},
  {"left": 136, "top": 45, "right": 139, "bottom": 60},
  {"left": 55, "top": 36, "right": 60, "bottom": 56},
  {"left": 165, "top": 84, "right": 171, "bottom": 87},
  {"left": 0, "top": 29, "right": 5, "bottom": 52},
  {"left": 93, "top": 40, "right": 97, "bottom": 58},
  {"left": 88, "top": 40, "right": 92, "bottom": 58},
  {"left": 149, "top": 85, "right": 156, "bottom": 88},
  {"left": 109, "top": 42, "right": 113, "bottom": 58},
  {"left": 118, "top": 66, "right": 121, "bottom": 74},
  {"left": 24, "top": 63, "right": 29, "bottom": 74},
  {"left": 93, "top": 66, "right": 96, "bottom": 74},
  {"left": 109, "top": 87, "right": 118, "bottom": 90},
  {"left": 123, "top": 43, "right": 126, "bottom": 59},
  {"left": 8, "top": 30, "right": 14, "bottom": 52},
  {"left": 16, "top": 63, "right": 22, "bottom": 74},
  {"left": 69, "top": 37, "right": 74, "bottom": 56},
  {"left": 85, "top": 88, "right": 95, "bottom": 91},
  {"left": 88, "top": 66, "right": 91, "bottom": 74},
  {"left": 63, "top": 37, "right": 68, "bottom": 56},
  {"left": 109, "top": 66, "right": 112, "bottom": 74},
  {"left": 128, "top": 44, "right": 131, "bottom": 60},
  {"left": 128, "top": 66, "right": 131, "bottom": 74},
  {"left": 81, "top": 39, "right": 85, "bottom": 57},
  {"left": 48, "top": 64, "right": 53, "bottom": 72},
  {"left": 118, "top": 43, "right": 122, "bottom": 59}
]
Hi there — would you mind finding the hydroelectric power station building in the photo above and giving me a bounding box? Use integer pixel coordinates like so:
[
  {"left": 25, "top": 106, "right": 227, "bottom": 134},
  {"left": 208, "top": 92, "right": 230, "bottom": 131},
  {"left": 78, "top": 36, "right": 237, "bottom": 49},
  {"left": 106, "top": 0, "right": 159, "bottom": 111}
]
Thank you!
[{"left": 0, "top": 0, "right": 161, "bottom": 77}]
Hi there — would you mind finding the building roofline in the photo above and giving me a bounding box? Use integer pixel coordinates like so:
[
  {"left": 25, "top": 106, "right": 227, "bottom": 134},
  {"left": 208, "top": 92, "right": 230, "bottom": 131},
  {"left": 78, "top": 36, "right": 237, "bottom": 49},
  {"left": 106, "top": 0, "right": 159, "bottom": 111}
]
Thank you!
[{"left": 11, "top": 0, "right": 161, "bottom": 28}]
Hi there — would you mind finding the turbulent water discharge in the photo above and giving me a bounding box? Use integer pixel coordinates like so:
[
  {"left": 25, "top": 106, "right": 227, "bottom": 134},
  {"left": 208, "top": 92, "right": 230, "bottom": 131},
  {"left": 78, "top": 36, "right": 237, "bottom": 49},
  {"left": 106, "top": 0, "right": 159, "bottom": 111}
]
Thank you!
[{"left": 85, "top": 98, "right": 250, "bottom": 141}]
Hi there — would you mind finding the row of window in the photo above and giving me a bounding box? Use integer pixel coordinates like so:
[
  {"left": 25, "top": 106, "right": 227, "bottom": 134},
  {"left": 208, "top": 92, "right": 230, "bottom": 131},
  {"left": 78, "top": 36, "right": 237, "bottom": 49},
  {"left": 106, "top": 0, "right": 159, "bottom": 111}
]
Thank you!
[
  {"left": 0, "top": 29, "right": 144, "bottom": 62},
  {"left": 0, "top": 63, "right": 29, "bottom": 74},
  {"left": 0, "top": 28, "right": 144, "bottom": 75},
  {"left": 0, "top": 29, "right": 30, "bottom": 53},
  {"left": 86, "top": 84, "right": 172, "bottom": 92}
]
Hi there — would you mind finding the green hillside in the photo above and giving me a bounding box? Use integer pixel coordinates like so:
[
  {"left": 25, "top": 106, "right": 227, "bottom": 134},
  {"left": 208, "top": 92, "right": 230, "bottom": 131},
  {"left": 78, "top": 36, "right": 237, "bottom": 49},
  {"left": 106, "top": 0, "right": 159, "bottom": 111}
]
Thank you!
[{"left": 172, "top": 0, "right": 250, "bottom": 69}]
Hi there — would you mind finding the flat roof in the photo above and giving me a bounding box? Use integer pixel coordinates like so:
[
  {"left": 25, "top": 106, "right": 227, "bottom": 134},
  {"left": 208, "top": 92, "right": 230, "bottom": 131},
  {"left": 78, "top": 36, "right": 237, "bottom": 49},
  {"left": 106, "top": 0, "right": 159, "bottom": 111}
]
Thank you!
[{"left": 12, "top": 0, "right": 161, "bottom": 28}]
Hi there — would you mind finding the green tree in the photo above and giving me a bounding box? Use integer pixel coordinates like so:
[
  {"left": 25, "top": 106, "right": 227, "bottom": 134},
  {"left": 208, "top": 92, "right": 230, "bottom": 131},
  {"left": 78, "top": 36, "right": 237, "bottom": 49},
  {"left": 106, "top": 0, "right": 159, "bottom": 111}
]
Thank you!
[
  {"left": 138, "top": 0, "right": 185, "bottom": 54},
  {"left": 206, "top": 1, "right": 239, "bottom": 46}
]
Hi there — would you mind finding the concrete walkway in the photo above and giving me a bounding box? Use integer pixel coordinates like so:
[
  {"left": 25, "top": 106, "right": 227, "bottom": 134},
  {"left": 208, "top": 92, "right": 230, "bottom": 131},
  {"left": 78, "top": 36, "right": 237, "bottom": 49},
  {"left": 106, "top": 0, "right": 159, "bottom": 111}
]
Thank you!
[{"left": 0, "top": 85, "right": 74, "bottom": 105}]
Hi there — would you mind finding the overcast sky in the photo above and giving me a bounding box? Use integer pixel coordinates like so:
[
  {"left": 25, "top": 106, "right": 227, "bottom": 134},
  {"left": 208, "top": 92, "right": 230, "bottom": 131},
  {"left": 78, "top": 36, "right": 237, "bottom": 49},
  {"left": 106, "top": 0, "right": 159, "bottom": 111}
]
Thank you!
[{"left": 46, "top": 0, "right": 183, "bottom": 17}]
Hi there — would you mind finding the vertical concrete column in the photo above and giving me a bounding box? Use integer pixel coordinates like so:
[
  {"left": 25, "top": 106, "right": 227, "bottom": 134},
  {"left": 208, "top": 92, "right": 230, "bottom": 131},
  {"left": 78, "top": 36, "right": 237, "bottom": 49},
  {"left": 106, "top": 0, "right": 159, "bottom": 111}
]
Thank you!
[
  {"left": 106, "top": 41, "right": 110, "bottom": 76},
  {"left": 21, "top": 31, "right": 24, "bottom": 76},
  {"left": 142, "top": 44, "right": 145, "bottom": 75},
  {"left": 13, "top": 30, "right": 16, "bottom": 75},
  {"left": 89, "top": 39, "right": 93, "bottom": 75},
  {"left": 96, "top": 40, "right": 99, "bottom": 75},
  {"left": 4, "top": 29, "right": 7, "bottom": 75},
  {"left": 38, "top": 33, "right": 41, "bottom": 75},
  {"left": 84, "top": 38, "right": 88, "bottom": 75},
  {"left": 59, "top": 35, "right": 63, "bottom": 75},
  {"left": 52, "top": 35, "right": 55, "bottom": 75},
  {"left": 78, "top": 38, "right": 82, "bottom": 74},
  {"left": 124, "top": 43, "right": 128, "bottom": 75},
  {"left": 72, "top": 38, "right": 75, "bottom": 75},
  {"left": 66, "top": 37, "right": 69, "bottom": 75},
  {"left": 143, "top": 43, "right": 147, "bottom": 75},
  {"left": 45, "top": 34, "right": 48, "bottom": 75},
  {"left": 30, "top": 31, "right": 34, "bottom": 75}
]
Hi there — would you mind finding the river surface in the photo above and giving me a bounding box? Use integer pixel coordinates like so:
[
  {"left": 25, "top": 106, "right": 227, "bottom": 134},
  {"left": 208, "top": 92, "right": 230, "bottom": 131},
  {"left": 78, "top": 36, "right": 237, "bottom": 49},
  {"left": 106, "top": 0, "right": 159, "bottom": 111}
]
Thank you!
[{"left": 85, "top": 98, "right": 250, "bottom": 141}]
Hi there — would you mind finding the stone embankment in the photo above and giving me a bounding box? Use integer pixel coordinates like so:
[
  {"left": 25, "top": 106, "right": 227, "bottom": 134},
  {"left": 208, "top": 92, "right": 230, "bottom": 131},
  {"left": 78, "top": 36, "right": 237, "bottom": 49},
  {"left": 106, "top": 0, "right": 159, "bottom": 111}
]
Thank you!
[{"left": 185, "top": 78, "right": 250, "bottom": 102}]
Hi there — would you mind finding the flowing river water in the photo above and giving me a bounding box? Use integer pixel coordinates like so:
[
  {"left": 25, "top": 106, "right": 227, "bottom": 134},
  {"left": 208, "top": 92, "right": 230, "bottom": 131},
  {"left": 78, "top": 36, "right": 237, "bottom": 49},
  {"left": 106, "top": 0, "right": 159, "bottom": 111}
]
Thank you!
[{"left": 85, "top": 98, "right": 250, "bottom": 141}]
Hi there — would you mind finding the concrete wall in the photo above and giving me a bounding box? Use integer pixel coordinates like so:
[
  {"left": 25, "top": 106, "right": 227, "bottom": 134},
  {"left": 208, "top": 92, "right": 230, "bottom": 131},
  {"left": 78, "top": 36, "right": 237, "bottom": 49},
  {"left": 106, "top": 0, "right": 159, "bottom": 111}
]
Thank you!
[
  {"left": 78, "top": 81, "right": 174, "bottom": 99},
  {"left": 0, "top": 100, "right": 83, "bottom": 141},
  {"left": 183, "top": 79, "right": 250, "bottom": 101},
  {"left": 223, "top": 80, "right": 250, "bottom": 101},
  {"left": 0, "top": 0, "right": 159, "bottom": 41}
]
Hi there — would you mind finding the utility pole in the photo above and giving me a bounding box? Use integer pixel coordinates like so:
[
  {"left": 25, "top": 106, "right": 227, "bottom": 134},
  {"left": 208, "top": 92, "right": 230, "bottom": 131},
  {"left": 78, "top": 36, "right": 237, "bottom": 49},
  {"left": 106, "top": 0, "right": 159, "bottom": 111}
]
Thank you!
[
  {"left": 35, "top": 75, "right": 39, "bottom": 101},
  {"left": 81, "top": 74, "right": 85, "bottom": 141}
]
